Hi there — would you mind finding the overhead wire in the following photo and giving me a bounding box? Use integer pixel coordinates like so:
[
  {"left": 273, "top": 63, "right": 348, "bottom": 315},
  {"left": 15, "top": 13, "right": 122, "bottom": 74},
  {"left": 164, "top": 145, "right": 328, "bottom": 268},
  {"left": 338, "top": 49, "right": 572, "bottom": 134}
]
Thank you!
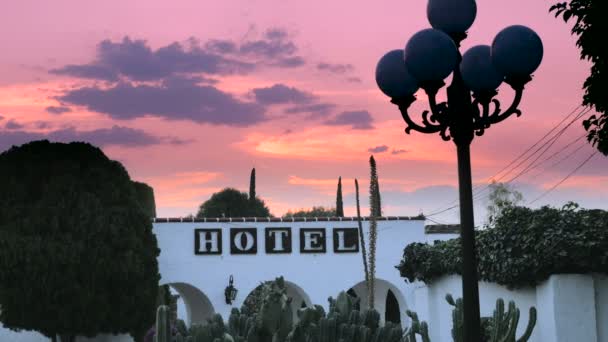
[
  {"left": 424, "top": 105, "right": 592, "bottom": 218},
  {"left": 527, "top": 151, "right": 599, "bottom": 205}
]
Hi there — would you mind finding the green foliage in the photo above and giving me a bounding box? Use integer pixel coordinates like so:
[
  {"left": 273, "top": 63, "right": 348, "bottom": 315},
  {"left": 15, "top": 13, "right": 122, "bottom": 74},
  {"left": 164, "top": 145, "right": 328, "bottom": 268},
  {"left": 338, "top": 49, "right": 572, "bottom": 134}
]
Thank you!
[
  {"left": 336, "top": 177, "right": 344, "bottom": 217},
  {"left": 154, "top": 306, "right": 171, "bottom": 342},
  {"left": 396, "top": 203, "right": 608, "bottom": 288},
  {"left": 0, "top": 141, "right": 160, "bottom": 339},
  {"left": 249, "top": 168, "right": 256, "bottom": 202},
  {"left": 550, "top": 1, "right": 608, "bottom": 155},
  {"left": 196, "top": 188, "right": 271, "bottom": 218},
  {"left": 403, "top": 311, "right": 430, "bottom": 342},
  {"left": 241, "top": 281, "right": 271, "bottom": 316},
  {"left": 133, "top": 181, "right": 157, "bottom": 218},
  {"left": 154, "top": 279, "right": 537, "bottom": 342},
  {"left": 486, "top": 181, "right": 523, "bottom": 226},
  {"left": 282, "top": 206, "right": 336, "bottom": 218},
  {"left": 445, "top": 294, "right": 536, "bottom": 342}
]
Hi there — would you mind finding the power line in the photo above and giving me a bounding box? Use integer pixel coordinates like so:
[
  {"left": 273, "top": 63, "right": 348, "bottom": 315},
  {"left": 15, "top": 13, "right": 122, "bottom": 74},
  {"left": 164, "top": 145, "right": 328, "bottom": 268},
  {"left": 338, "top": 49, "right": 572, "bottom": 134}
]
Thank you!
[
  {"left": 468, "top": 108, "right": 588, "bottom": 203},
  {"left": 489, "top": 107, "right": 590, "bottom": 185},
  {"left": 425, "top": 106, "right": 591, "bottom": 217},
  {"left": 425, "top": 105, "right": 584, "bottom": 215},
  {"left": 527, "top": 151, "right": 599, "bottom": 205},
  {"left": 481, "top": 105, "right": 584, "bottom": 185}
]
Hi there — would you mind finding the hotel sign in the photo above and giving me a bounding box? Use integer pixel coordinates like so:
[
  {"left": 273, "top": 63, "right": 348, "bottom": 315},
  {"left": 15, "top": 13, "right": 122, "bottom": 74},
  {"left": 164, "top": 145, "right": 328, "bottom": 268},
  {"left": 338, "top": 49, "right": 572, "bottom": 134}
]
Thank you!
[{"left": 194, "top": 227, "right": 359, "bottom": 255}]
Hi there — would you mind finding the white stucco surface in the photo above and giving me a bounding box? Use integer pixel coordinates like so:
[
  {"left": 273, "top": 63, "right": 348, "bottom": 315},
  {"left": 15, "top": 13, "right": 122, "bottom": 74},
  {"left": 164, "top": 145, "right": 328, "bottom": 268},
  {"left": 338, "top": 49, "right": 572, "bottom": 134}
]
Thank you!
[
  {"left": 154, "top": 218, "right": 431, "bottom": 327},
  {"left": 4, "top": 217, "right": 607, "bottom": 342}
]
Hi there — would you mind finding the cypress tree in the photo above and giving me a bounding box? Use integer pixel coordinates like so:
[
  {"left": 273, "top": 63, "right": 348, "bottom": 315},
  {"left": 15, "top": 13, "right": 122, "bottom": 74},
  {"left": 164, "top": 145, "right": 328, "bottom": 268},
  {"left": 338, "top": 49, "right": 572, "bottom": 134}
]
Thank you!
[
  {"left": 336, "top": 176, "right": 344, "bottom": 217},
  {"left": 249, "top": 168, "right": 256, "bottom": 201}
]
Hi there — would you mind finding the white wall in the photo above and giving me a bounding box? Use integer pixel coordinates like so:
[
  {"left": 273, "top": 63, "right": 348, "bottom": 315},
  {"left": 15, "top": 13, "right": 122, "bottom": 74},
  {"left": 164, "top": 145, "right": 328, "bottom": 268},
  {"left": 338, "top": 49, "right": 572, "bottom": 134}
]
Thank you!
[
  {"left": 153, "top": 218, "right": 431, "bottom": 327},
  {"left": 0, "top": 324, "right": 47, "bottom": 342},
  {"left": 6, "top": 216, "right": 606, "bottom": 342},
  {"left": 418, "top": 274, "right": 608, "bottom": 342}
]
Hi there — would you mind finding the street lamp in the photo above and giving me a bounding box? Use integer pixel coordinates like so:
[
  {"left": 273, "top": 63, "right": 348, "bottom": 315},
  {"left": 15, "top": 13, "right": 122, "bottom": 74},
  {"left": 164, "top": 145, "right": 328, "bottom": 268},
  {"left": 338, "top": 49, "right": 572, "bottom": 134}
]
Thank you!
[{"left": 375, "top": 0, "right": 543, "bottom": 340}]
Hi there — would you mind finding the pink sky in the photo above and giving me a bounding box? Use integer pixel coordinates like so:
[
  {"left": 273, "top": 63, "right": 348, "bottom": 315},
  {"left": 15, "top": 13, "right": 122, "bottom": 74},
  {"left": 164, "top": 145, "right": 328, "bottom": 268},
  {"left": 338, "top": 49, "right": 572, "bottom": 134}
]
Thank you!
[{"left": 1, "top": 0, "right": 606, "bottom": 224}]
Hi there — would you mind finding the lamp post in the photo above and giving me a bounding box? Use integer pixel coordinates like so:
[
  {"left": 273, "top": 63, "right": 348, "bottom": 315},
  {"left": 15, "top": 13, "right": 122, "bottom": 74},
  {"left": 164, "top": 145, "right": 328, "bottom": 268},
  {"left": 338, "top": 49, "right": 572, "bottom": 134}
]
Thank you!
[
  {"left": 375, "top": 0, "right": 543, "bottom": 340},
  {"left": 225, "top": 275, "right": 238, "bottom": 305}
]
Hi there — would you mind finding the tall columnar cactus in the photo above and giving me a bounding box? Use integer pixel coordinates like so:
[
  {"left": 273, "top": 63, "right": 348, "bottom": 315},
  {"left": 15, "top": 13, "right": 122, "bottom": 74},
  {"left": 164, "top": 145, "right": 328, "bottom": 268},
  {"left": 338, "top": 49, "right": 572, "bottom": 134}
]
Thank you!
[
  {"left": 154, "top": 305, "right": 172, "bottom": 342},
  {"left": 189, "top": 314, "right": 235, "bottom": 342},
  {"left": 368, "top": 156, "right": 379, "bottom": 309},
  {"left": 446, "top": 294, "right": 537, "bottom": 342},
  {"left": 403, "top": 310, "right": 431, "bottom": 342},
  {"left": 355, "top": 179, "right": 370, "bottom": 299},
  {"left": 488, "top": 299, "right": 537, "bottom": 342}
]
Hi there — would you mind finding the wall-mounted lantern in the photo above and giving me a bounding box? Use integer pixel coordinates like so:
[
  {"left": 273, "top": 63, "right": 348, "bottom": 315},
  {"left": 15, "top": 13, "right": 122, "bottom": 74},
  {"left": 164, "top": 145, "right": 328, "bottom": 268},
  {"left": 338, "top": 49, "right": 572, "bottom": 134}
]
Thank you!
[{"left": 224, "top": 275, "right": 238, "bottom": 305}]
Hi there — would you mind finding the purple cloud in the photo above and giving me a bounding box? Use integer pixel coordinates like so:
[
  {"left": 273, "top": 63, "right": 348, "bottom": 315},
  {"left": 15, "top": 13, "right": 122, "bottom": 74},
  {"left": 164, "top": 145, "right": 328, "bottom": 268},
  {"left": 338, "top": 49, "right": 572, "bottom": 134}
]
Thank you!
[
  {"left": 51, "top": 37, "right": 254, "bottom": 81},
  {"left": 204, "top": 39, "right": 238, "bottom": 54},
  {"left": 46, "top": 106, "right": 72, "bottom": 114},
  {"left": 4, "top": 120, "right": 24, "bottom": 130},
  {"left": 347, "top": 77, "right": 362, "bottom": 83},
  {"left": 392, "top": 149, "right": 409, "bottom": 155},
  {"left": 252, "top": 84, "right": 314, "bottom": 105},
  {"left": 35, "top": 121, "right": 52, "bottom": 129},
  {"left": 50, "top": 29, "right": 304, "bottom": 82},
  {"left": 273, "top": 56, "right": 306, "bottom": 68},
  {"left": 325, "top": 110, "right": 374, "bottom": 130},
  {"left": 0, "top": 125, "right": 186, "bottom": 152},
  {"left": 57, "top": 77, "right": 266, "bottom": 126},
  {"left": 284, "top": 103, "right": 336, "bottom": 119},
  {"left": 50, "top": 64, "right": 119, "bottom": 81},
  {"left": 317, "top": 62, "right": 354, "bottom": 74},
  {"left": 368, "top": 145, "right": 389, "bottom": 153},
  {"left": 240, "top": 28, "right": 297, "bottom": 58}
]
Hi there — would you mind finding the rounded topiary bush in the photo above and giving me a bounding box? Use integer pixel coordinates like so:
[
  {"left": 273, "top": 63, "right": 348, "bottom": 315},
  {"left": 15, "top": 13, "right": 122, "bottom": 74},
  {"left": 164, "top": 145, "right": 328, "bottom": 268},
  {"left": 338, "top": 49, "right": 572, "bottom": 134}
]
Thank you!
[{"left": 0, "top": 140, "right": 160, "bottom": 340}]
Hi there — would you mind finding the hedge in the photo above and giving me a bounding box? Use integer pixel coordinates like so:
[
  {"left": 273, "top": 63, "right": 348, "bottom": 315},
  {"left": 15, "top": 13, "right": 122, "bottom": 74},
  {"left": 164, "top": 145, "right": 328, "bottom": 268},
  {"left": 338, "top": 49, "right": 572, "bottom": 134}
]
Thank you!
[{"left": 396, "top": 203, "right": 608, "bottom": 289}]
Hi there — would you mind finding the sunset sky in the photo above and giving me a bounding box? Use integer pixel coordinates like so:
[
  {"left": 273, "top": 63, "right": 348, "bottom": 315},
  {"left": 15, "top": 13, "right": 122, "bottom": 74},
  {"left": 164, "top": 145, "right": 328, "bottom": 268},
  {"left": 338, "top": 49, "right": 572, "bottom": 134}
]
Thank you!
[{"left": 1, "top": 0, "right": 606, "bottom": 224}]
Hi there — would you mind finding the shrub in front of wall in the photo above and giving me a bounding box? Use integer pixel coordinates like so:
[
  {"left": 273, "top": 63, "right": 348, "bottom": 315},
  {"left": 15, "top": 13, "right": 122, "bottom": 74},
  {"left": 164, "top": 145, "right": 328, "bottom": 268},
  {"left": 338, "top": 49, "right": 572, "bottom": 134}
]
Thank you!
[{"left": 396, "top": 203, "right": 608, "bottom": 289}]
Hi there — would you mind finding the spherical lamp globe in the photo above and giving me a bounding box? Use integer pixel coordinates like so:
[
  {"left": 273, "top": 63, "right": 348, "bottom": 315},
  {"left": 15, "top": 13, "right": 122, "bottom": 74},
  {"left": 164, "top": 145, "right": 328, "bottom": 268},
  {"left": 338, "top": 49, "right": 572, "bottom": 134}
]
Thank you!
[
  {"left": 375, "top": 49, "right": 419, "bottom": 98},
  {"left": 427, "top": 0, "right": 477, "bottom": 35},
  {"left": 404, "top": 28, "right": 459, "bottom": 83},
  {"left": 491, "top": 25, "right": 543, "bottom": 78},
  {"left": 460, "top": 45, "right": 504, "bottom": 93}
]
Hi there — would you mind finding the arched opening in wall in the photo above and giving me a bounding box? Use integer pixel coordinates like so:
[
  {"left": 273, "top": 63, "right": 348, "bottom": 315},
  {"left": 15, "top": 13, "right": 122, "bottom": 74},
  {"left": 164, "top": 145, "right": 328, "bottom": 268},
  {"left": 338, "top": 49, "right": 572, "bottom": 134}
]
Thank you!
[
  {"left": 346, "top": 279, "right": 407, "bottom": 326},
  {"left": 242, "top": 279, "right": 312, "bottom": 322},
  {"left": 167, "top": 282, "right": 215, "bottom": 327},
  {"left": 385, "top": 289, "right": 401, "bottom": 324}
]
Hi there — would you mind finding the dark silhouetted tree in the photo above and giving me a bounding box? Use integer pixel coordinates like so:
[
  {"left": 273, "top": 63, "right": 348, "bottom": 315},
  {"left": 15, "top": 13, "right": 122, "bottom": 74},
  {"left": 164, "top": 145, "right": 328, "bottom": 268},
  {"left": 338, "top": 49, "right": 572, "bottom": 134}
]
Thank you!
[
  {"left": 0, "top": 140, "right": 160, "bottom": 342},
  {"left": 336, "top": 176, "right": 344, "bottom": 217},
  {"left": 133, "top": 181, "right": 157, "bottom": 218},
  {"left": 551, "top": 1, "right": 608, "bottom": 155},
  {"left": 282, "top": 206, "right": 336, "bottom": 218},
  {"left": 249, "top": 168, "right": 256, "bottom": 201},
  {"left": 196, "top": 188, "right": 271, "bottom": 218}
]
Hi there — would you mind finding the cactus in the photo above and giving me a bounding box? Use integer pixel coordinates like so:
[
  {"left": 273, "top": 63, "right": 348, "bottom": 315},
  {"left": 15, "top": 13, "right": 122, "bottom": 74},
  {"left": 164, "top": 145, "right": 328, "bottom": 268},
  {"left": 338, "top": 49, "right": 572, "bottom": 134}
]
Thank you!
[
  {"left": 154, "top": 305, "right": 171, "bottom": 342},
  {"left": 403, "top": 310, "right": 431, "bottom": 342},
  {"left": 445, "top": 293, "right": 537, "bottom": 342}
]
